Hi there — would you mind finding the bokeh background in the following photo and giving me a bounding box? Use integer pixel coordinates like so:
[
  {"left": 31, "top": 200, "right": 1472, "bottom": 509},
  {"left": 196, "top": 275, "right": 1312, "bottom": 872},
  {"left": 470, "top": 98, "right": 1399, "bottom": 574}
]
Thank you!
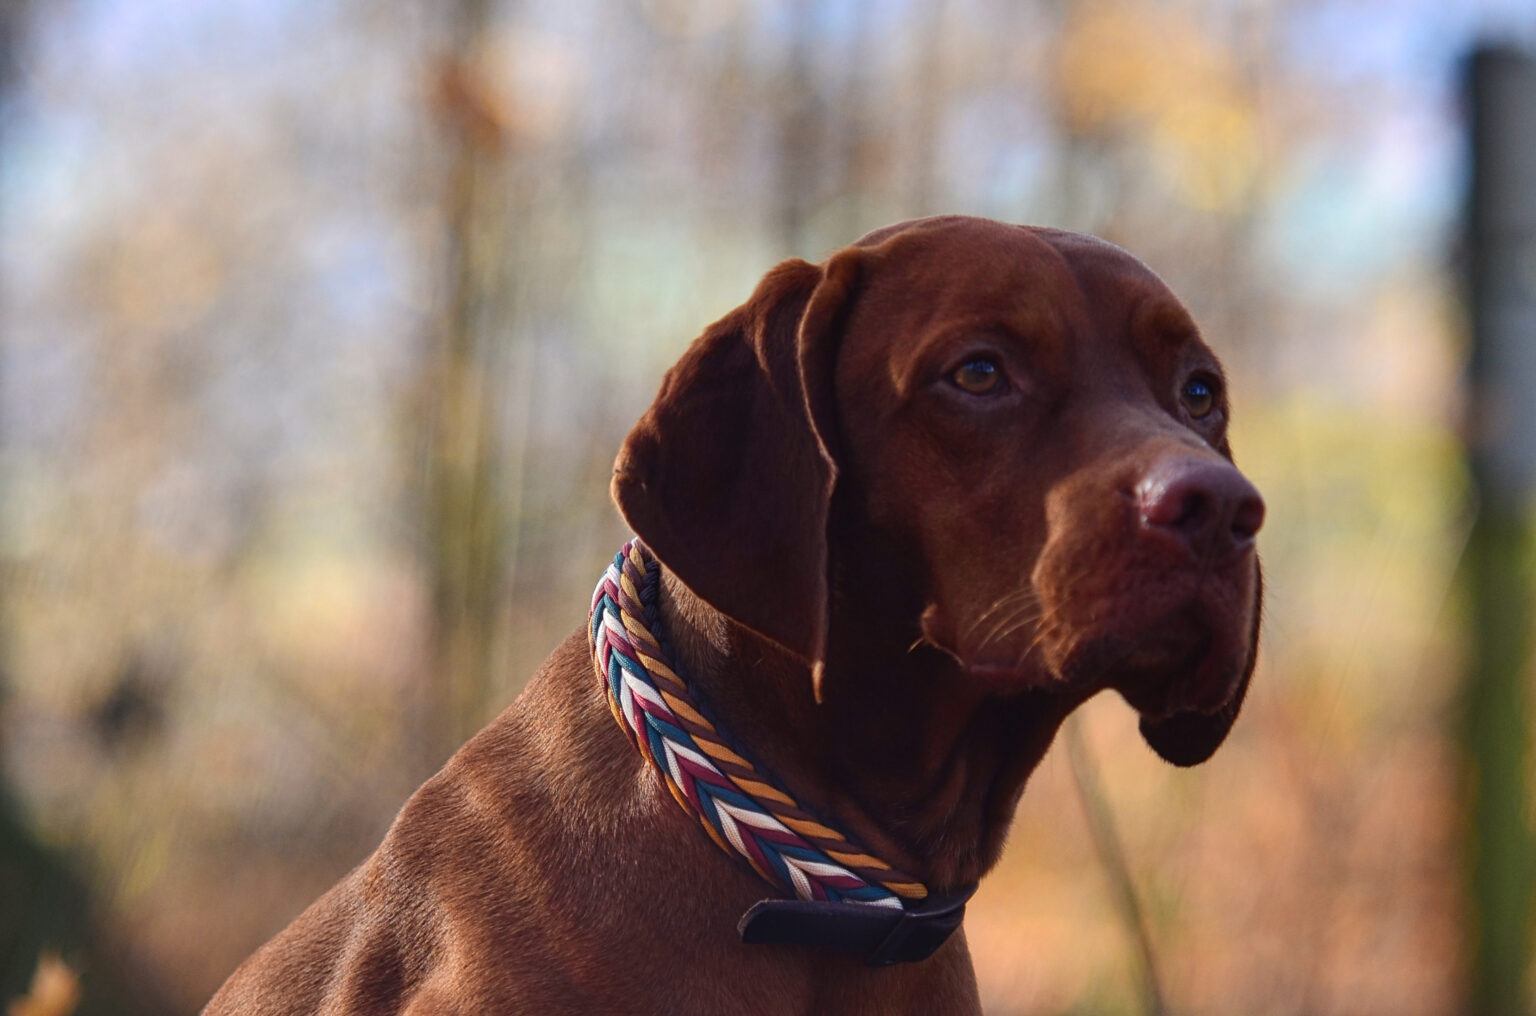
[{"left": 3, "top": 0, "right": 1535, "bottom": 1013}]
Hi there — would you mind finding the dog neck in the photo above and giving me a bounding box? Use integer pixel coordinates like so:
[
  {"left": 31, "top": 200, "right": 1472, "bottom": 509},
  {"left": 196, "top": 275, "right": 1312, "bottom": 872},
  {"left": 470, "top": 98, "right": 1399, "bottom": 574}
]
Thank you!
[
  {"left": 654, "top": 547, "right": 1077, "bottom": 893},
  {"left": 591, "top": 542, "right": 927, "bottom": 903}
]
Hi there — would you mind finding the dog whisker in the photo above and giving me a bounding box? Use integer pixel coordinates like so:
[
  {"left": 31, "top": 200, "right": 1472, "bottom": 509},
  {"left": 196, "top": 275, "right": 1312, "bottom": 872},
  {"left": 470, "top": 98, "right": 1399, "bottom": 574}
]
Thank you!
[
  {"left": 963, "top": 586, "right": 1037, "bottom": 640},
  {"left": 973, "top": 590, "right": 1042, "bottom": 648}
]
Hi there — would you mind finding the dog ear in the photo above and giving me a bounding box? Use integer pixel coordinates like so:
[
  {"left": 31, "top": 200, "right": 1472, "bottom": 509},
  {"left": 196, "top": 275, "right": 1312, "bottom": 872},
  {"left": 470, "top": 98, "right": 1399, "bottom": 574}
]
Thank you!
[
  {"left": 612, "top": 252, "right": 861, "bottom": 697},
  {"left": 1138, "top": 571, "right": 1263, "bottom": 767}
]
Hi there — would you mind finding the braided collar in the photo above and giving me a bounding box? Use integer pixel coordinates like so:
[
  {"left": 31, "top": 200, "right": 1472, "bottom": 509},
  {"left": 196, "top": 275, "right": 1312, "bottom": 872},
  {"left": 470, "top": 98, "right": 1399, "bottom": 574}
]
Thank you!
[{"left": 588, "top": 540, "right": 975, "bottom": 965}]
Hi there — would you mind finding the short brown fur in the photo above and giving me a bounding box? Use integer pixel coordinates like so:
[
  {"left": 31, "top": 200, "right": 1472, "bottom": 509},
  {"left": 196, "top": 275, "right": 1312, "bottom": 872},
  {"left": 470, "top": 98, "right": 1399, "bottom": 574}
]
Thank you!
[{"left": 206, "top": 216, "right": 1263, "bottom": 1016}]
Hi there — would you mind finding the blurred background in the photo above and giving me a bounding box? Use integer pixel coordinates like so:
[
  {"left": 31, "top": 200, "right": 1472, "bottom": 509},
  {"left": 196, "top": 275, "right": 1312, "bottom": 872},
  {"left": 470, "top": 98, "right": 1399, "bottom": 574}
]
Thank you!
[{"left": 3, "top": 0, "right": 1535, "bottom": 1013}]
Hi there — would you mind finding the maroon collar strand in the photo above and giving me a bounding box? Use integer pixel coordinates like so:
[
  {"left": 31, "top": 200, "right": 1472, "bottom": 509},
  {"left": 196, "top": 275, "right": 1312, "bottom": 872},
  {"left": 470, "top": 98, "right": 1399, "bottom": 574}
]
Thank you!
[{"left": 589, "top": 540, "right": 975, "bottom": 965}]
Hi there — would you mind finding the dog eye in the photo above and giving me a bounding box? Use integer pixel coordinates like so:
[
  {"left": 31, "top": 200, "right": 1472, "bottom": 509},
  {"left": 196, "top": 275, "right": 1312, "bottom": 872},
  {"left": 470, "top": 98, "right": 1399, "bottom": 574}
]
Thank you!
[
  {"left": 951, "top": 358, "right": 1002, "bottom": 395},
  {"left": 1180, "top": 376, "right": 1219, "bottom": 419}
]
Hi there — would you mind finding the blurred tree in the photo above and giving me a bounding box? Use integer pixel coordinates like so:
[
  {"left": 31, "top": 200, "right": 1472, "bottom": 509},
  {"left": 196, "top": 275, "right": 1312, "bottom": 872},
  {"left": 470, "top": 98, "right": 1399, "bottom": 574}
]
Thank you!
[
  {"left": 417, "top": 0, "right": 521, "bottom": 759},
  {"left": 774, "top": 0, "right": 821, "bottom": 254},
  {"left": 905, "top": 0, "right": 949, "bottom": 215},
  {"left": 0, "top": 5, "right": 177, "bottom": 1011}
]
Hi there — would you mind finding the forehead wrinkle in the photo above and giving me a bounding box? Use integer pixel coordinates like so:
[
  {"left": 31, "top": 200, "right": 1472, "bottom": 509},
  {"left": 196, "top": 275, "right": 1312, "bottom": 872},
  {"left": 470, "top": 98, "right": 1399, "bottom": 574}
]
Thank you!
[
  {"left": 1130, "top": 297, "right": 1202, "bottom": 350},
  {"left": 1042, "top": 233, "right": 1170, "bottom": 325},
  {"left": 945, "top": 230, "right": 1091, "bottom": 380},
  {"left": 1118, "top": 294, "right": 1217, "bottom": 402},
  {"left": 1044, "top": 241, "right": 1205, "bottom": 378},
  {"left": 1057, "top": 286, "right": 1170, "bottom": 401}
]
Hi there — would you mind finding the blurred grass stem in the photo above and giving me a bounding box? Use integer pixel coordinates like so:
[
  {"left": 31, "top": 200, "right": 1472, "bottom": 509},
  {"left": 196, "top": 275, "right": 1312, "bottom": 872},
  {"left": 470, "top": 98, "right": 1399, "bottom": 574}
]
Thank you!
[{"left": 1064, "top": 717, "right": 1169, "bottom": 1016}]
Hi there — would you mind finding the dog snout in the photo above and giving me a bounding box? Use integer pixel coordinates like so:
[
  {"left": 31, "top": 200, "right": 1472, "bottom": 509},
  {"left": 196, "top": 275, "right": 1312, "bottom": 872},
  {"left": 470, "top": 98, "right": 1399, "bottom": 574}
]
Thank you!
[{"left": 1135, "top": 456, "right": 1265, "bottom": 559}]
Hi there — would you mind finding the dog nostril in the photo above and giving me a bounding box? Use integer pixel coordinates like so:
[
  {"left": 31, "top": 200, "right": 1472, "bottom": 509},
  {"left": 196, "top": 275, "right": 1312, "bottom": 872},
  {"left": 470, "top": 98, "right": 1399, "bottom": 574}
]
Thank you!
[
  {"left": 1154, "top": 488, "right": 1210, "bottom": 533},
  {"left": 1231, "top": 492, "right": 1265, "bottom": 543}
]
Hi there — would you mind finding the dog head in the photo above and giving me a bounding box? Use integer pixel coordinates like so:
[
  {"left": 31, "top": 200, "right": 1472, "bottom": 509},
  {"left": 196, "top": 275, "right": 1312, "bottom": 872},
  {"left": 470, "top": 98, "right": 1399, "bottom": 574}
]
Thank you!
[{"left": 614, "top": 216, "right": 1263, "bottom": 767}]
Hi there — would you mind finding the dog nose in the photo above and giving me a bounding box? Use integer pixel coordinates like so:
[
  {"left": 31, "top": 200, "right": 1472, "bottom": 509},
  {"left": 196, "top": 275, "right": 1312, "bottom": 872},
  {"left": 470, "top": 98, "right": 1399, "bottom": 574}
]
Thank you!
[{"left": 1136, "top": 456, "right": 1265, "bottom": 557}]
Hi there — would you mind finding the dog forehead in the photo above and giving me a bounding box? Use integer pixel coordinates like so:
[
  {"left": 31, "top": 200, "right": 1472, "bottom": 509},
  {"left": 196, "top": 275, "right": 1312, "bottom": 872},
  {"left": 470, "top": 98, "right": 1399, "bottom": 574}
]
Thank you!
[
  {"left": 852, "top": 216, "right": 1071, "bottom": 277},
  {"left": 1038, "top": 231, "right": 1191, "bottom": 321},
  {"left": 838, "top": 219, "right": 1190, "bottom": 379},
  {"left": 851, "top": 216, "right": 1156, "bottom": 283},
  {"left": 841, "top": 220, "right": 1078, "bottom": 354}
]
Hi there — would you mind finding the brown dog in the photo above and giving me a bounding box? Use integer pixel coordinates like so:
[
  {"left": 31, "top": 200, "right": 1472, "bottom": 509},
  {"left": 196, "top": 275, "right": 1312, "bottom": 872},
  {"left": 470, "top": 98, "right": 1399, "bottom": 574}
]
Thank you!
[{"left": 205, "top": 216, "right": 1263, "bottom": 1015}]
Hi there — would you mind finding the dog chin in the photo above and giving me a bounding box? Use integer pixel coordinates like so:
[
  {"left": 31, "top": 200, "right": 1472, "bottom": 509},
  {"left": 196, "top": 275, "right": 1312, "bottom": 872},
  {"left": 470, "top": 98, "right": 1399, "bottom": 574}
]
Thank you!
[
  {"left": 1051, "top": 605, "right": 1246, "bottom": 718},
  {"left": 1112, "top": 642, "right": 1245, "bottom": 720}
]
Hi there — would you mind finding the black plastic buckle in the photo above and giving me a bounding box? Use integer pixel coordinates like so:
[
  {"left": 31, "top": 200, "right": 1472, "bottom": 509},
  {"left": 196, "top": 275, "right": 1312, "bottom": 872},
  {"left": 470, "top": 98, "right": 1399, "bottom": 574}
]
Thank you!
[{"left": 737, "top": 884, "right": 977, "bottom": 967}]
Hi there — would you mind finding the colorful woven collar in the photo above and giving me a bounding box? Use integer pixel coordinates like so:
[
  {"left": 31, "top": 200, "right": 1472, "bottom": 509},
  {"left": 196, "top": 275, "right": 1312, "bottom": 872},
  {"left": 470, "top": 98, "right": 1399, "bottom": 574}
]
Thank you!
[{"left": 589, "top": 540, "right": 975, "bottom": 965}]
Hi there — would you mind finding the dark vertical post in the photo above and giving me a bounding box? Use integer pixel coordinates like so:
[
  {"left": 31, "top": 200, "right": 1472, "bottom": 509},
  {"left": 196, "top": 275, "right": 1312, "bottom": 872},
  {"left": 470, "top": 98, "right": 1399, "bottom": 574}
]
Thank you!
[{"left": 1463, "top": 44, "right": 1536, "bottom": 1016}]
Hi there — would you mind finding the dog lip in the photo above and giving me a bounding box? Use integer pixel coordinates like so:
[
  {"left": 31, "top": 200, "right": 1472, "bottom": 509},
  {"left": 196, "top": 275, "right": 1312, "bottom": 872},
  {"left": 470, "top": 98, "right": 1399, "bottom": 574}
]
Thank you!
[
  {"left": 1118, "top": 625, "right": 1212, "bottom": 677},
  {"left": 963, "top": 660, "right": 1068, "bottom": 691},
  {"left": 966, "top": 662, "right": 1023, "bottom": 681},
  {"left": 1051, "top": 600, "right": 1233, "bottom": 708}
]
